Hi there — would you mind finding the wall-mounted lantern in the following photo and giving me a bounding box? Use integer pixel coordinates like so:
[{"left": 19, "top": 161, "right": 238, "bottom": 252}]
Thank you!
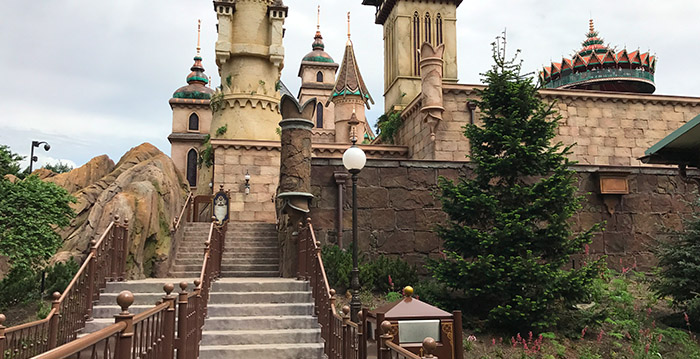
[
  {"left": 244, "top": 170, "right": 251, "bottom": 195},
  {"left": 596, "top": 171, "right": 630, "bottom": 215}
]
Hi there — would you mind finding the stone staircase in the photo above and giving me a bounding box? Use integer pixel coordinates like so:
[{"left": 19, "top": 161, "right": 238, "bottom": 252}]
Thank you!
[{"left": 83, "top": 221, "right": 324, "bottom": 359}]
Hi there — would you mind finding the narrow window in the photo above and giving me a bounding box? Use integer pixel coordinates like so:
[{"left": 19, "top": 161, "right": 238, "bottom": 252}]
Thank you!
[
  {"left": 186, "top": 149, "right": 197, "bottom": 187},
  {"left": 424, "top": 12, "right": 431, "bottom": 44},
  {"left": 316, "top": 71, "right": 323, "bottom": 82},
  {"left": 436, "top": 13, "right": 443, "bottom": 45},
  {"left": 188, "top": 113, "right": 199, "bottom": 131},
  {"left": 316, "top": 103, "right": 324, "bottom": 128},
  {"left": 413, "top": 12, "right": 420, "bottom": 76}
]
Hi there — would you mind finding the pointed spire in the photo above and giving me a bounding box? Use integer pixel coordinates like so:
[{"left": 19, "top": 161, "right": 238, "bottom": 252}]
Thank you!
[
  {"left": 329, "top": 17, "right": 374, "bottom": 107},
  {"left": 196, "top": 19, "right": 202, "bottom": 57},
  {"left": 317, "top": 5, "right": 321, "bottom": 32},
  {"left": 312, "top": 5, "right": 325, "bottom": 51},
  {"left": 589, "top": 18, "right": 595, "bottom": 33},
  {"left": 187, "top": 19, "right": 208, "bottom": 85}
]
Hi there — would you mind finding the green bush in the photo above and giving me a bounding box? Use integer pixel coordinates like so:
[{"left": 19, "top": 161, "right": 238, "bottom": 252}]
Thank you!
[
  {"left": 44, "top": 259, "right": 79, "bottom": 297},
  {"left": 0, "top": 268, "right": 40, "bottom": 309},
  {"left": 321, "top": 244, "right": 418, "bottom": 294}
]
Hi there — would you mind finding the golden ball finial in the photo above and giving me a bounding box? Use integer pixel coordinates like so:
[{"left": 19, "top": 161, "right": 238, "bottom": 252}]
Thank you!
[{"left": 403, "top": 286, "right": 414, "bottom": 297}]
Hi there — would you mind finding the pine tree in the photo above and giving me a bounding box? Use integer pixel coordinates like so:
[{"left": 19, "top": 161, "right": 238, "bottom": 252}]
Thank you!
[{"left": 428, "top": 36, "right": 602, "bottom": 331}]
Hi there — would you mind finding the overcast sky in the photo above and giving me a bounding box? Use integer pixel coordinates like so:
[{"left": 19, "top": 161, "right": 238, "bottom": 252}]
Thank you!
[{"left": 1, "top": 1, "right": 699, "bottom": 169}]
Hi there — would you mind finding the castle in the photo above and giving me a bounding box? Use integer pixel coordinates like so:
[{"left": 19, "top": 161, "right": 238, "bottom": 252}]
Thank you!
[{"left": 167, "top": 0, "right": 700, "bottom": 270}]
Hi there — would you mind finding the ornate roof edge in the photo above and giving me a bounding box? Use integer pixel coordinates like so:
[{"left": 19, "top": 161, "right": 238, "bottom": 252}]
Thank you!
[
  {"left": 364, "top": 0, "right": 463, "bottom": 25},
  {"left": 209, "top": 138, "right": 409, "bottom": 159},
  {"left": 169, "top": 98, "right": 212, "bottom": 108}
]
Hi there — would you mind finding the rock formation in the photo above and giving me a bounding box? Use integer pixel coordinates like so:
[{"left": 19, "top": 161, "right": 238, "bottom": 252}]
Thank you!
[{"left": 51, "top": 143, "right": 189, "bottom": 278}]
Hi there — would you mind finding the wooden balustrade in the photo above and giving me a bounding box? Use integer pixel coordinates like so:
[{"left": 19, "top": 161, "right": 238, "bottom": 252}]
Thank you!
[
  {"left": 298, "top": 218, "right": 437, "bottom": 359},
  {"left": 30, "top": 219, "right": 226, "bottom": 359},
  {"left": 0, "top": 217, "right": 128, "bottom": 359}
]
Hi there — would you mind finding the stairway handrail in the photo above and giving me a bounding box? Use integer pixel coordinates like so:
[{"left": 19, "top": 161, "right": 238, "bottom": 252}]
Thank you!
[
  {"left": 173, "top": 192, "right": 193, "bottom": 230},
  {"left": 0, "top": 216, "right": 128, "bottom": 359}
]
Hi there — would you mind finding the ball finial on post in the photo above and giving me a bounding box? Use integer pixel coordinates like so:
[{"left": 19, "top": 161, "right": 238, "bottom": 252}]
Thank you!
[
  {"left": 163, "top": 283, "right": 174, "bottom": 295},
  {"left": 116, "top": 291, "right": 134, "bottom": 314},
  {"left": 422, "top": 337, "right": 437, "bottom": 358},
  {"left": 179, "top": 281, "right": 188, "bottom": 292},
  {"left": 403, "top": 286, "right": 414, "bottom": 297}
]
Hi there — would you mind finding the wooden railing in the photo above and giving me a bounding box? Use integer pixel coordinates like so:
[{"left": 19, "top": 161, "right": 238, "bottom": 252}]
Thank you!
[
  {"left": 298, "top": 218, "right": 438, "bottom": 359},
  {"left": 0, "top": 217, "right": 128, "bottom": 359},
  {"left": 31, "top": 219, "right": 226, "bottom": 359}
]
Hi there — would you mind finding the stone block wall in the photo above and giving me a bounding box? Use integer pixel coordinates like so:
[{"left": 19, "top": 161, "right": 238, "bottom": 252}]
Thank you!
[
  {"left": 213, "top": 144, "right": 280, "bottom": 222},
  {"left": 309, "top": 158, "right": 696, "bottom": 272}
]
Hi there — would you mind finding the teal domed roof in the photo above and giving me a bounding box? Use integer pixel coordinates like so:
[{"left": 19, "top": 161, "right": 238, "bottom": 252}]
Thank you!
[{"left": 302, "top": 31, "right": 334, "bottom": 63}]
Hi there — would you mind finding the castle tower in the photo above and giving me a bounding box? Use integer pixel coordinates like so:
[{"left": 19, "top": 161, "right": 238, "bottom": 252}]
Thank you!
[
  {"left": 168, "top": 20, "right": 215, "bottom": 194},
  {"left": 362, "top": 0, "right": 461, "bottom": 112},
  {"left": 298, "top": 6, "right": 338, "bottom": 135},
  {"left": 328, "top": 13, "right": 375, "bottom": 144},
  {"left": 212, "top": 0, "right": 288, "bottom": 140}
]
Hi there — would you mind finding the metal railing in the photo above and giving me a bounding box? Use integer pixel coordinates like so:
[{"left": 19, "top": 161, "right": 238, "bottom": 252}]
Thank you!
[
  {"left": 298, "top": 218, "right": 438, "bottom": 359},
  {"left": 0, "top": 217, "right": 128, "bottom": 359},
  {"left": 30, "top": 218, "right": 226, "bottom": 359}
]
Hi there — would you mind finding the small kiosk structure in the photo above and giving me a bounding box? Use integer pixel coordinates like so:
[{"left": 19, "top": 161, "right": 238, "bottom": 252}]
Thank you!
[{"left": 366, "top": 287, "right": 463, "bottom": 359}]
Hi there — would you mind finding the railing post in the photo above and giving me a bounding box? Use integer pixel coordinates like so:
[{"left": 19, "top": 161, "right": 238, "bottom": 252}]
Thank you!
[
  {"left": 86, "top": 240, "right": 97, "bottom": 320},
  {"left": 453, "top": 311, "right": 463, "bottom": 359},
  {"left": 358, "top": 309, "right": 366, "bottom": 359},
  {"left": 328, "top": 289, "right": 336, "bottom": 359},
  {"left": 113, "top": 291, "right": 135, "bottom": 359},
  {"left": 193, "top": 279, "right": 202, "bottom": 359},
  {"left": 422, "top": 337, "right": 438, "bottom": 359},
  {"left": 0, "top": 314, "right": 6, "bottom": 358},
  {"left": 379, "top": 320, "right": 393, "bottom": 359},
  {"left": 376, "top": 312, "right": 385, "bottom": 359},
  {"left": 48, "top": 292, "right": 61, "bottom": 349},
  {"left": 119, "top": 219, "right": 129, "bottom": 280},
  {"left": 162, "top": 283, "right": 176, "bottom": 359},
  {"left": 342, "top": 306, "right": 350, "bottom": 359},
  {"left": 176, "top": 282, "right": 189, "bottom": 359},
  {"left": 295, "top": 229, "right": 303, "bottom": 280}
]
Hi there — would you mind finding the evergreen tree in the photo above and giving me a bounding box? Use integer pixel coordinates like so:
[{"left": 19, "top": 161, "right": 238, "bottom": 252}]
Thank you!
[
  {"left": 428, "top": 37, "right": 602, "bottom": 331},
  {"left": 0, "top": 145, "right": 24, "bottom": 177}
]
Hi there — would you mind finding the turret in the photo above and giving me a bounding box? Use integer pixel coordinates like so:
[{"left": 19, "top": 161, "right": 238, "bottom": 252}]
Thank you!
[
  {"left": 298, "top": 6, "right": 338, "bottom": 132},
  {"left": 362, "top": 0, "right": 461, "bottom": 112},
  {"left": 328, "top": 13, "right": 375, "bottom": 144},
  {"left": 211, "top": 0, "right": 288, "bottom": 141}
]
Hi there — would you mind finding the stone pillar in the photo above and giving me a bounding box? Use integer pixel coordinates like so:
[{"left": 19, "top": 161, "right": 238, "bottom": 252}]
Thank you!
[
  {"left": 419, "top": 42, "right": 445, "bottom": 141},
  {"left": 277, "top": 94, "right": 317, "bottom": 277}
]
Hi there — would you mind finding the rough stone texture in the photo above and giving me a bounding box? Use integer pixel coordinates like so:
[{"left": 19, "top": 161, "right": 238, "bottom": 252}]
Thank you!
[
  {"left": 45, "top": 155, "right": 115, "bottom": 194},
  {"left": 51, "top": 143, "right": 189, "bottom": 279},
  {"left": 310, "top": 158, "right": 696, "bottom": 272}
]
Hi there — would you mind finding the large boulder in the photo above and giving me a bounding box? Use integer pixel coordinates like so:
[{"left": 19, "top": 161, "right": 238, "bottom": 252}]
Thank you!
[{"left": 52, "top": 143, "right": 189, "bottom": 278}]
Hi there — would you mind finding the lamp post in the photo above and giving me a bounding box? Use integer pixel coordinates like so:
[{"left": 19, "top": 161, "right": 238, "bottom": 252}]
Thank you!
[
  {"left": 342, "top": 138, "right": 366, "bottom": 323},
  {"left": 29, "top": 141, "right": 51, "bottom": 173}
]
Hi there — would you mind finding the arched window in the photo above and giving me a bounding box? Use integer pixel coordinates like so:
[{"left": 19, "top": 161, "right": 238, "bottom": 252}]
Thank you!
[
  {"left": 186, "top": 149, "right": 197, "bottom": 187},
  {"left": 413, "top": 11, "right": 420, "bottom": 76},
  {"left": 316, "top": 102, "right": 324, "bottom": 128},
  {"left": 316, "top": 71, "right": 324, "bottom": 82},
  {"left": 424, "top": 12, "right": 431, "bottom": 44},
  {"left": 188, "top": 113, "right": 199, "bottom": 131},
  {"left": 436, "top": 13, "right": 443, "bottom": 45}
]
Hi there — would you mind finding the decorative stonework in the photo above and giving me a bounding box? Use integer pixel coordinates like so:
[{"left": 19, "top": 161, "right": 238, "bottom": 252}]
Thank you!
[{"left": 419, "top": 42, "right": 445, "bottom": 141}]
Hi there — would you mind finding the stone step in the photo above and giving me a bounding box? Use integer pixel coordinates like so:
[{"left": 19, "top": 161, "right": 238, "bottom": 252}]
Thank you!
[
  {"left": 222, "top": 251, "right": 279, "bottom": 259},
  {"left": 212, "top": 279, "right": 308, "bottom": 292},
  {"left": 83, "top": 318, "right": 114, "bottom": 333},
  {"left": 221, "top": 271, "right": 279, "bottom": 277},
  {"left": 168, "top": 271, "right": 202, "bottom": 278},
  {"left": 92, "top": 304, "right": 164, "bottom": 317},
  {"left": 177, "top": 247, "right": 279, "bottom": 254},
  {"left": 98, "top": 292, "right": 171, "bottom": 306},
  {"left": 199, "top": 343, "right": 324, "bottom": 359},
  {"left": 202, "top": 316, "right": 319, "bottom": 331},
  {"left": 179, "top": 242, "right": 277, "bottom": 249},
  {"left": 208, "top": 303, "right": 313, "bottom": 317},
  {"left": 171, "top": 264, "right": 279, "bottom": 273},
  {"left": 174, "top": 257, "right": 279, "bottom": 266},
  {"left": 208, "top": 291, "right": 311, "bottom": 304},
  {"left": 201, "top": 329, "right": 321, "bottom": 345}
]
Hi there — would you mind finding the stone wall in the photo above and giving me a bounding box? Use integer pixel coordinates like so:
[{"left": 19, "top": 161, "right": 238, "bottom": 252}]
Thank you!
[
  {"left": 309, "top": 158, "right": 696, "bottom": 272},
  {"left": 397, "top": 84, "right": 700, "bottom": 165},
  {"left": 213, "top": 142, "right": 280, "bottom": 222}
]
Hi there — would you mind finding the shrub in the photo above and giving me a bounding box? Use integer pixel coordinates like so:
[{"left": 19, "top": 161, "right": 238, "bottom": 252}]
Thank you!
[
  {"left": 321, "top": 244, "right": 353, "bottom": 292},
  {"left": 44, "top": 259, "right": 80, "bottom": 297}
]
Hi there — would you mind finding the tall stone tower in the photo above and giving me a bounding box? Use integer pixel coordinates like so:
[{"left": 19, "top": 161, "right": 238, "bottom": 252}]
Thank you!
[
  {"left": 362, "top": 0, "right": 461, "bottom": 112},
  {"left": 297, "top": 6, "right": 338, "bottom": 136},
  {"left": 168, "top": 20, "right": 215, "bottom": 195},
  {"left": 212, "top": 0, "right": 287, "bottom": 140},
  {"left": 328, "top": 13, "right": 375, "bottom": 144}
]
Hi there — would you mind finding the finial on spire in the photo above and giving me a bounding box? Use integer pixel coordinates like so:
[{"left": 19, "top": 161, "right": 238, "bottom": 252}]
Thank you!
[
  {"left": 196, "top": 19, "right": 202, "bottom": 56},
  {"left": 589, "top": 19, "right": 595, "bottom": 33},
  {"left": 317, "top": 5, "right": 321, "bottom": 31},
  {"left": 347, "top": 12, "right": 351, "bottom": 40}
]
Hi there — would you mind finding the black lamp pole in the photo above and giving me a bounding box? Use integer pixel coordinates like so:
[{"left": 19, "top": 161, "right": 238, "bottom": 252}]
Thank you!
[
  {"left": 349, "top": 167, "right": 361, "bottom": 323},
  {"left": 29, "top": 140, "right": 51, "bottom": 173}
]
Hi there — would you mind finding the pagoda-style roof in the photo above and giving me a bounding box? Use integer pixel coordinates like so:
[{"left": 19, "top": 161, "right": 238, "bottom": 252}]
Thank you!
[
  {"left": 540, "top": 20, "right": 656, "bottom": 94},
  {"left": 362, "top": 0, "right": 462, "bottom": 25},
  {"left": 328, "top": 39, "right": 374, "bottom": 107},
  {"left": 369, "top": 295, "right": 452, "bottom": 320}
]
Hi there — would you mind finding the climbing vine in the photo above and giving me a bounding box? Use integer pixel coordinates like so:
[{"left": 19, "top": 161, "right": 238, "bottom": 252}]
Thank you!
[{"left": 375, "top": 111, "right": 402, "bottom": 144}]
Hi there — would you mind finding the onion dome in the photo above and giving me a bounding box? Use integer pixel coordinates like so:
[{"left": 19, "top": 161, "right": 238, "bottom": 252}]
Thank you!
[
  {"left": 173, "top": 20, "right": 214, "bottom": 100},
  {"left": 328, "top": 14, "right": 374, "bottom": 107},
  {"left": 301, "top": 10, "right": 334, "bottom": 64},
  {"left": 540, "top": 19, "right": 656, "bottom": 94}
]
